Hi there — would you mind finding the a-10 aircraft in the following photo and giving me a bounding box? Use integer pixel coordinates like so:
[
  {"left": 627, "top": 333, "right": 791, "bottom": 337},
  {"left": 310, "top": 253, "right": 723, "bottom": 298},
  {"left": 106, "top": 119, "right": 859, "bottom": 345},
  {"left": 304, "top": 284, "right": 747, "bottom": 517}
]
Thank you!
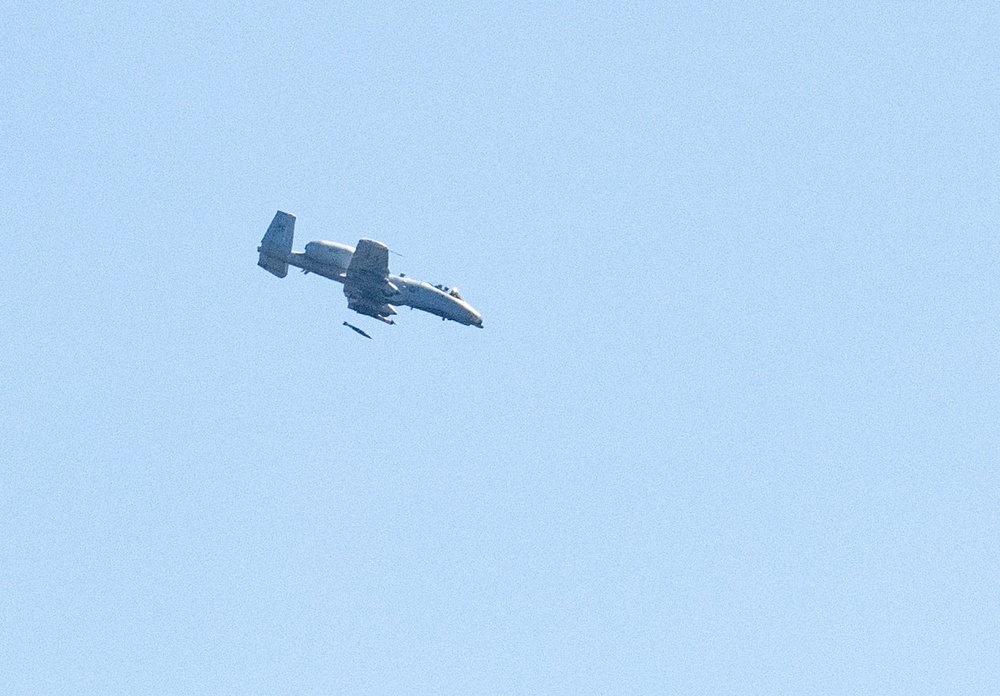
[{"left": 257, "top": 211, "right": 483, "bottom": 330}]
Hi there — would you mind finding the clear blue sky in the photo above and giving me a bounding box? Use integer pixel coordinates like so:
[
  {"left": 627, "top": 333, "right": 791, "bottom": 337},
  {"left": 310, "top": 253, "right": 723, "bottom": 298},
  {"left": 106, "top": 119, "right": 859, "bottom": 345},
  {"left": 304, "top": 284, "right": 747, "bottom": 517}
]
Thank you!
[{"left": 3, "top": 2, "right": 999, "bottom": 693}]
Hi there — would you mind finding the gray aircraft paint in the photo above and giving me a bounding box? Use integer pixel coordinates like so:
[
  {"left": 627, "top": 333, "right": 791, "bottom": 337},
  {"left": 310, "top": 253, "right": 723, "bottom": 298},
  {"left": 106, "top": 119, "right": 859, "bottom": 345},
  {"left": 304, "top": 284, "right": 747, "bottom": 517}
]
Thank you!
[{"left": 258, "top": 211, "right": 484, "bottom": 328}]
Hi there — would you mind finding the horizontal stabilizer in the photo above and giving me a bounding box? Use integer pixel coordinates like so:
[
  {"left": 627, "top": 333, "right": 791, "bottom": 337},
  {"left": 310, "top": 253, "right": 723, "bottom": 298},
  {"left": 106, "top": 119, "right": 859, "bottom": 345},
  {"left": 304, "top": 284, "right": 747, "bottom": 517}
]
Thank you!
[{"left": 258, "top": 211, "right": 295, "bottom": 277}]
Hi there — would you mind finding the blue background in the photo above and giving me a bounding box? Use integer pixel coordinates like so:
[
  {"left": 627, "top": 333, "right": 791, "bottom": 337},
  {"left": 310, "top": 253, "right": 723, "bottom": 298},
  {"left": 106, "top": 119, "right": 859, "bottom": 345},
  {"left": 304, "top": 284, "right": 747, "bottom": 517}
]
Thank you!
[{"left": 3, "top": 2, "right": 999, "bottom": 693}]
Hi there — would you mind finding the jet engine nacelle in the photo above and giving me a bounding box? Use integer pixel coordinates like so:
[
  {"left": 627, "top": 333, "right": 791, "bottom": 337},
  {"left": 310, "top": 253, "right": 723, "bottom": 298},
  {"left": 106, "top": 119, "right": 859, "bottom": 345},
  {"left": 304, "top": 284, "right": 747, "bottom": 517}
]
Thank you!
[{"left": 304, "top": 240, "right": 355, "bottom": 269}]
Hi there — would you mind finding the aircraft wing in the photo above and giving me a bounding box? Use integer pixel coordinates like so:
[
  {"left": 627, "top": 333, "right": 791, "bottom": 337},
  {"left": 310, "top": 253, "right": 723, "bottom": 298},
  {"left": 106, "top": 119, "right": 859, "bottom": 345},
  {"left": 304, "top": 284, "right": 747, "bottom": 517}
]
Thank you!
[
  {"left": 343, "top": 238, "right": 397, "bottom": 320},
  {"left": 347, "top": 239, "right": 390, "bottom": 284}
]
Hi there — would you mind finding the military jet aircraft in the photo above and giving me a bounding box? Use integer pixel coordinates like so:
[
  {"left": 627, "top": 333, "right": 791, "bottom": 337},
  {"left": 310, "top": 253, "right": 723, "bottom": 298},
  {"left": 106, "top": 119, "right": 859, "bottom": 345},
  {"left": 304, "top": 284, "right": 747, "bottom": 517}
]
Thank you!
[{"left": 257, "top": 211, "right": 484, "bottom": 328}]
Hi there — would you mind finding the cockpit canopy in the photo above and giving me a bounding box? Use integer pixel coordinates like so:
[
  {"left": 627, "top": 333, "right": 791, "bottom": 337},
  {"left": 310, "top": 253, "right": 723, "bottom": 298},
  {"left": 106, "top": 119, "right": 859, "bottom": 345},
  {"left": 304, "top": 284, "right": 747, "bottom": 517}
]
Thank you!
[{"left": 433, "top": 284, "right": 463, "bottom": 300}]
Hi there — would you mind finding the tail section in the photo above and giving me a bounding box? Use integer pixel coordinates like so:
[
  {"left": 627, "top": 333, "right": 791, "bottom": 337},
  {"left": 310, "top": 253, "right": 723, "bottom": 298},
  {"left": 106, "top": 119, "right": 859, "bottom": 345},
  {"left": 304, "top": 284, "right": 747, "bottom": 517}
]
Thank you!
[{"left": 258, "top": 211, "right": 295, "bottom": 277}]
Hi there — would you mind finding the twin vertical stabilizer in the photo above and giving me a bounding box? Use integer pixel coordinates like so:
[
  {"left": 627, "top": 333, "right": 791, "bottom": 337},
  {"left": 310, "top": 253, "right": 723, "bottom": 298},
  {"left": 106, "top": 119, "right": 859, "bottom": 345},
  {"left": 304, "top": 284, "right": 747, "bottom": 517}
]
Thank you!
[{"left": 258, "top": 211, "right": 295, "bottom": 277}]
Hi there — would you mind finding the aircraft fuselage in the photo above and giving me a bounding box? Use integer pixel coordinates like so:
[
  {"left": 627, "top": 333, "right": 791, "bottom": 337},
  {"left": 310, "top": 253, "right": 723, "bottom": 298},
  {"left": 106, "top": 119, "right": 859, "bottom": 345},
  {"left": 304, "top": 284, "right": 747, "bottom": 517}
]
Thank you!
[
  {"left": 285, "top": 244, "right": 483, "bottom": 327},
  {"left": 258, "top": 212, "right": 484, "bottom": 328}
]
